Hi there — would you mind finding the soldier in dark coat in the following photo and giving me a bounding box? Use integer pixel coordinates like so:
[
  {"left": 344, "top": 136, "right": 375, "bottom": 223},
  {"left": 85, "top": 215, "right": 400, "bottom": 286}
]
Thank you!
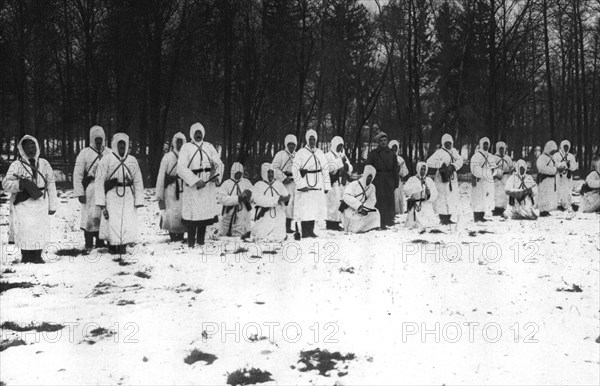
[{"left": 366, "top": 132, "right": 399, "bottom": 229}]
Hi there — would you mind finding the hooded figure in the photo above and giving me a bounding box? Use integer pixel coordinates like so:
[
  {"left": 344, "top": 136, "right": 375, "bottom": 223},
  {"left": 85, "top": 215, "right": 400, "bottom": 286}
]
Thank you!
[
  {"left": 340, "top": 165, "right": 380, "bottom": 233},
  {"left": 426, "top": 133, "right": 464, "bottom": 224},
  {"left": 155, "top": 132, "right": 187, "bottom": 240},
  {"left": 493, "top": 141, "right": 513, "bottom": 216},
  {"left": 73, "top": 125, "right": 112, "bottom": 249},
  {"left": 325, "top": 136, "right": 353, "bottom": 230},
  {"left": 535, "top": 140, "right": 559, "bottom": 216},
  {"left": 251, "top": 163, "right": 290, "bottom": 241},
  {"left": 366, "top": 131, "right": 399, "bottom": 228},
  {"left": 177, "top": 123, "right": 224, "bottom": 247},
  {"left": 505, "top": 159, "right": 538, "bottom": 220},
  {"left": 404, "top": 161, "right": 439, "bottom": 229},
  {"left": 218, "top": 162, "right": 253, "bottom": 238},
  {"left": 580, "top": 159, "right": 600, "bottom": 213},
  {"left": 292, "top": 129, "right": 331, "bottom": 238},
  {"left": 95, "top": 133, "right": 144, "bottom": 254},
  {"left": 553, "top": 140, "right": 578, "bottom": 210},
  {"left": 470, "top": 137, "right": 498, "bottom": 222},
  {"left": 2, "top": 135, "right": 58, "bottom": 263},
  {"left": 272, "top": 134, "right": 297, "bottom": 232},
  {"left": 388, "top": 140, "right": 410, "bottom": 215}
]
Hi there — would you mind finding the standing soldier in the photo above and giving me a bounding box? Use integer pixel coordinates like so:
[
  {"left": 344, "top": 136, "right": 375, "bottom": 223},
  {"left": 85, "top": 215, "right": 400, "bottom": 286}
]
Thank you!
[
  {"left": 366, "top": 132, "right": 399, "bottom": 229},
  {"left": 325, "top": 136, "right": 352, "bottom": 231},
  {"left": 293, "top": 129, "right": 330, "bottom": 238},
  {"left": 95, "top": 133, "right": 144, "bottom": 255},
  {"left": 73, "top": 125, "right": 111, "bottom": 249},
  {"left": 252, "top": 163, "right": 290, "bottom": 241},
  {"left": 272, "top": 134, "right": 297, "bottom": 233},
  {"left": 553, "top": 140, "right": 578, "bottom": 211},
  {"left": 218, "top": 162, "right": 253, "bottom": 238},
  {"left": 470, "top": 137, "right": 498, "bottom": 222},
  {"left": 493, "top": 141, "right": 513, "bottom": 216},
  {"left": 388, "top": 140, "right": 409, "bottom": 215},
  {"left": 505, "top": 159, "right": 539, "bottom": 220},
  {"left": 427, "top": 133, "right": 464, "bottom": 225},
  {"left": 2, "top": 135, "right": 57, "bottom": 263},
  {"left": 155, "top": 132, "right": 187, "bottom": 241},
  {"left": 536, "top": 140, "right": 561, "bottom": 217},
  {"left": 404, "top": 162, "right": 438, "bottom": 229},
  {"left": 177, "top": 123, "right": 223, "bottom": 247}
]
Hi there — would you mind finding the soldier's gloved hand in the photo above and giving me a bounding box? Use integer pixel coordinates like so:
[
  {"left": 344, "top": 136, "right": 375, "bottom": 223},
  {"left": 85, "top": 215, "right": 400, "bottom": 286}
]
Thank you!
[
  {"left": 158, "top": 200, "right": 166, "bottom": 210},
  {"left": 195, "top": 180, "right": 206, "bottom": 189},
  {"left": 278, "top": 195, "right": 289, "bottom": 205},
  {"left": 425, "top": 187, "right": 431, "bottom": 199},
  {"left": 78, "top": 196, "right": 86, "bottom": 204},
  {"left": 447, "top": 164, "right": 456, "bottom": 174}
]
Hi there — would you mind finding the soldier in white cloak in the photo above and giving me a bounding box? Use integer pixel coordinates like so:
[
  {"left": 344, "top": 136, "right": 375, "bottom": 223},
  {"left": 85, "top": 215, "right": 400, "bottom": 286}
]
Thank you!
[
  {"left": 536, "top": 140, "right": 563, "bottom": 216},
  {"left": 553, "top": 140, "right": 578, "bottom": 211},
  {"left": 505, "top": 159, "right": 539, "bottom": 220},
  {"left": 492, "top": 141, "right": 513, "bottom": 217},
  {"left": 470, "top": 137, "right": 499, "bottom": 222},
  {"left": 3, "top": 135, "right": 57, "bottom": 263},
  {"left": 251, "top": 163, "right": 290, "bottom": 241},
  {"left": 388, "top": 140, "right": 410, "bottom": 215},
  {"left": 95, "top": 133, "right": 144, "bottom": 254},
  {"left": 155, "top": 132, "right": 187, "bottom": 241},
  {"left": 292, "top": 129, "right": 331, "bottom": 238},
  {"left": 218, "top": 162, "right": 253, "bottom": 238},
  {"left": 426, "top": 133, "right": 463, "bottom": 225},
  {"left": 580, "top": 160, "right": 600, "bottom": 213},
  {"left": 325, "top": 136, "right": 353, "bottom": 231},
  {"left": 340, "top": 165, "right": 380, "bottom": 233},
  {"left": 404, "top": 161, "right": 438, "bottom": 229},
  {"left": 272, "top": 134, "right": 297, "bottom": 233},
  {"left": 177, "top": 123, "right": 223, "bottom": 247},
  {"left": 73, "top": 125, "right": 112, "bottom": 249}
]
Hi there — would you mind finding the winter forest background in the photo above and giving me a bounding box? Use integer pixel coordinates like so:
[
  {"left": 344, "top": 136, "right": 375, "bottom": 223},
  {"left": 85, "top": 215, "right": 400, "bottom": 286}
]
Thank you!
[{"left": 0, "top": 0, "right": 599, "bottom": 184}]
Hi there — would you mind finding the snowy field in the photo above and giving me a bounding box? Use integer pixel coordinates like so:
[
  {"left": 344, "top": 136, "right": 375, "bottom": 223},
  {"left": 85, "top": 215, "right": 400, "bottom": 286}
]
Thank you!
[{"left": 1, "top": 182, "right": 599, "bottom": 385}]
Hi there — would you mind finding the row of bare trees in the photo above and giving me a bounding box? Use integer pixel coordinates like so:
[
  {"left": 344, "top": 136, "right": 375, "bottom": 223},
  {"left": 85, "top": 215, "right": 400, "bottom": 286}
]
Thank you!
[{"left": 1, "top": 0, "right": 599, "bottom": 183}]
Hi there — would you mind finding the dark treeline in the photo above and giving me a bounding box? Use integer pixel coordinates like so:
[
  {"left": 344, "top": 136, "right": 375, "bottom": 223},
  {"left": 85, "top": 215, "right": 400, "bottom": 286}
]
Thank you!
[{"left": 1, "top": 0, "right": 599, "bottom": 183}]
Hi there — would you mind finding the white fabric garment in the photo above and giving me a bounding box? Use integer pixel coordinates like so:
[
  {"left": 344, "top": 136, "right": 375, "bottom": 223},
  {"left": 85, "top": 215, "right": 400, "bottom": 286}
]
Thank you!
[
  {"left": 2, "top": 135, "right": 58, "bottom": 250},
  {"left": 95, "top": 133, "right": 144, "bottom": 246},
  {"left": 404, "top": 162, "right": 439, "bottom": 229},
  {"left": 73, "top": 125, "right": 112, "bottom": 232},
  {"left": 341, "top": 165, "right": 380, "bottom": 233},
  {"left": 536, "top": 141, "right": 558, "bottom": 212},
  {"left": 177, "top": 123, "right": 224, "bottom": 222},
  {"left": 217, "top": 162, "right": 253, "bottom": 237},
  {"left": 470, "top": 137, "right": 498, "bottom": 213},
  {"left": 251, "top": 163, "right": 290, "bottom": 241},
  {"left": 325, "top": 136, "right": 353, "bottom": 222},
  {"left": 505, "top": 159, "right": 539, "bottom": 220},
  {"left": 493, "top": 142, "right": 513, "bottom": 209},
  {"left": 426, "top": 133, "right": 463, "bottom": 215},
  {"left": 553, "top": 140, "right": 578, "bottom": 208},
  {"left": 388, "top": 140, "right": 409, "bottom": 214},
  {"left": 292, "top": 129, "right": 331, "bottom": 222},
  {"left": 155, "top": 132, "right": 187, "bottom": 234},
  {"left": 581, "top": 161, "right": 600, "bottom": 213},
  {"left": 272, "top": 134, "right": 297, "bottom": 219}
]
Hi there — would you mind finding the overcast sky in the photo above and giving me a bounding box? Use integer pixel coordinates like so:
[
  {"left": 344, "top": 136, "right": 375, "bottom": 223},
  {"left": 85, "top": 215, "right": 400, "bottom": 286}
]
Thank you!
[{"left": 361, "top": 0, "right": 389, "bottom": 12}]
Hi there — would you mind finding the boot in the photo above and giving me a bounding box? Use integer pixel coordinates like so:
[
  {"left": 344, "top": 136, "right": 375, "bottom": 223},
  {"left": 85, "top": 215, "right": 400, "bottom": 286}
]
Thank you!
[
  {"left": 539, "top": 211, "right": 550, "bottom": 217},
  {"left": 169, "top": 232, "right": 184, "bottom": 242},
  {"left": 301, "top": 221, "right": 311, "bottom": 238},
  {"left": 326, "top": 221, "right": 343, "bottom": 231},
  {"left": 84, "top": 231, "right": 94, "bottom": 249},
  {"left": 32, "top": 250, "right": 45, "bottom": 264},
  {"left": 571, "top": 203, "right": 579, "bottom": 212},
  {"left": 21, "top": 250, "right": 34, "bottom": 263},
  {"left": 187, "top": 225, "right": 196, "bottom": 247},
  {"left": 308, "top": 221, "right": 318, "bottom": 238},
  {"left": 93, "top": 232, "right": 106, "bottom": 248},
  {"left": 439, "top": 214, "right": 455, "bottom": 225},
  {"left": 196, "top": 225, "right": 206, "bottom": 246},
  {"left": 492, "top": 207, "right": 504, "bottom": 216},
  {"left": 117, "top": 245, "right": 127, "bottom": 255},
  {"left": 286, "top": 218, "right": 293, "bottom": 234},
  {"left": 293, "top": 222, "right": 302, "bottom": 240},
  {"left": 557, "top": 205, "right": 566, "bottom": 211},
  {"left": 108, "top": 245, "right": 119, "bottom": 255}
]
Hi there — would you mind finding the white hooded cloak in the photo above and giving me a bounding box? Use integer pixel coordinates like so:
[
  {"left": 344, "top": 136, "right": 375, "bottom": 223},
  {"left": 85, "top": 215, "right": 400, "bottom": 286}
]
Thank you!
[
  {"left": 536, "top": 140, "right": 558, "bottom": 212},
  {"left": 73, "top": 125, "right": 112, "bottom": 232},
  {"left": 404, "top": 161, "right": 439, "bottom": 229},
  {"left": 493, "top": 141, "right": 513, "bottom": 209},
  {"left": 426, "top": 134, "right": 463, "bottom": 216},
  {"left": 251, "top": 163, "right": 290, "bottom": 241},
  {"left": 95, "top": 133, "right": 144, "bottom": 245},
  {"left": 470, "top": 137, "right": 498, "bottom": 213},
  {"left": 217, "top": 162, "right": 253, "bottom": 237},
  {"left": 388, "top": 140, "right": 410, "bottom": 214},
  {"left": 553, "top": 140, "right": 578, "bottom": 208},
  {"left": 505, "top": 159, "right": 539, "bottom": 220},
  {"left": 341, "top": 165, "right": 380, "bottom": 233},
  {"left": 155, "top": 132, "right": 187, "bottom": 234},
  {"left": 272, "top": 134, "right": 297, "bottom": 219},
  {"left": 292, "top": 129, "right": 331, "bottom": 222},
  {"left": 2, "top": 135, "right": 58, "bottom": 250},
  {"left": 325, "top": 136, "right": 353, "bottom": 222},
  {"left": 581, "top": 160, "right": 600, "bottom": 213}
]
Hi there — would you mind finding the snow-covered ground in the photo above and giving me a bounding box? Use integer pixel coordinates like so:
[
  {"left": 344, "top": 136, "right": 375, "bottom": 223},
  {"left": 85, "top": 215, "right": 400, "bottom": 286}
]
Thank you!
[{"left": 1, "top": 183, "right": 599, "bottom": 385}]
